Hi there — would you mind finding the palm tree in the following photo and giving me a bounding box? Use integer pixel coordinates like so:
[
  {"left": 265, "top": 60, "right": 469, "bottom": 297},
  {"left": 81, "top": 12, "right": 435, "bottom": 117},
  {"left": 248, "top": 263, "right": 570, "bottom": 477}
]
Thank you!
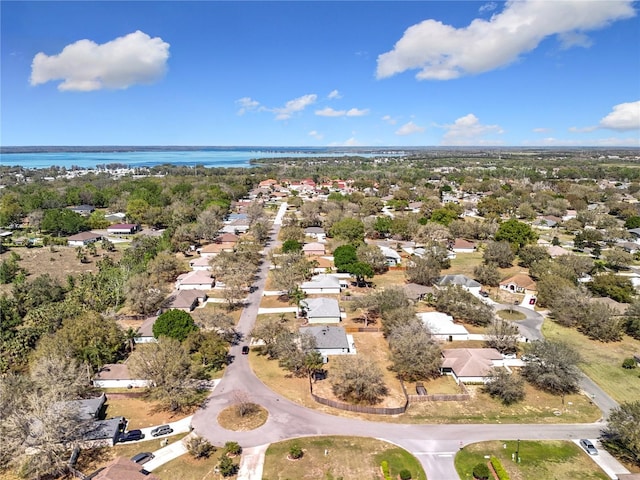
[
  {"left": 124, "top": 327, "right": 140, "bottom": 353},
  {"left": 289, "top": 286, "right": 306, "bottom": 318}
]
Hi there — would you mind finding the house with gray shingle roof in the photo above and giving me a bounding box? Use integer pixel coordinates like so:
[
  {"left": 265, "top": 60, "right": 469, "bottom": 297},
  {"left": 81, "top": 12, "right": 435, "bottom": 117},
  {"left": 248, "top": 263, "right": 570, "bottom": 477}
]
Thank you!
[
  {"left": 303, "top": 297, "right": 341, "bottom": 324},
  {"left": 300, "top": 325, "right": 351, "bottom": 356},
  {"left": 436, "top": 274, "right": 482, "bottom": 295},
  {"left": 300, "top": 274, "right": 341, "bottom": 294}
]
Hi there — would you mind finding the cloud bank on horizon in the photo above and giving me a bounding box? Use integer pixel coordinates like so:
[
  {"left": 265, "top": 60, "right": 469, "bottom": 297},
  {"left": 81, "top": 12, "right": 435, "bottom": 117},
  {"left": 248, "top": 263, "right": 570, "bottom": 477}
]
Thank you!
[{"left": 376, "top": 0, "right": 636, "bottom": 81}]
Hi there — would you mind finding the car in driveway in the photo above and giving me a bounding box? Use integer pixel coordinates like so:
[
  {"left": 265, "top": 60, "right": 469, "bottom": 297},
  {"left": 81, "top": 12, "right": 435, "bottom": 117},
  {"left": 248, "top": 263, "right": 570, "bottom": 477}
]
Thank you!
[
  {"left": 241, "top": 345, "right": 250, "bottom": 355},
  {"left": 131, "top": 452, "right": 154, "bottom": 464},
  {"left": 119, "top": 429, "right": 145, "bottom": 442},
  {"left": 580, "top": 439, "right": 598, "bottom": 455},
  {"left": 151, "top": 424, "right": 173, "bottom": 437}
]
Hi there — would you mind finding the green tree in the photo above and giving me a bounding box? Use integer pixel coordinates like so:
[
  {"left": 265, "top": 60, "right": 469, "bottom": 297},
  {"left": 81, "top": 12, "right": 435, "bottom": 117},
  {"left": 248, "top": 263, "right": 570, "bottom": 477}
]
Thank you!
[
  {"left": 388, "top": 322, "right": 442, "bottom": 381},
  {"left": 522, "top": 340, "right": 581, "bottom": 400},
  {"left": 153, "top": 309, "right": 198, "bottom": 341},
  {"left": 483, "top": 241, "right": 515, "bottom": 267},
  {"left": 602, "top": 401, "right": 640, "bottom": 467},
  {"left": 473, "top": 262, "right": 501, "bottom": 287},
  {"left": 282, "top": 239, "right": 302, "bottom": 253},
  {"left": 356, "top": 244, "right": 389, "bottom": 274},
  {"left": 483, "top": 369, "right": 525, "bottom": 405},
  {"left": 518, "top": 244, "right": 550, "bottom": 267},
  {"left": 333, "top": 244, "right": 358, "bottom": 271},
  {"left": 494, "top": 219, "right": 537, "bottom": 251},
  {"left": 406, "top": 254, "right": 442, "bottom": 286},
  {"left": 329, "top": 217, "right": 365, "bottom": 242},
  {"left": 434, "top": 286, "right": 495, "bottom": 326},
  {"left": 587, "top": 273, "right": 635, "bottom": 303}
]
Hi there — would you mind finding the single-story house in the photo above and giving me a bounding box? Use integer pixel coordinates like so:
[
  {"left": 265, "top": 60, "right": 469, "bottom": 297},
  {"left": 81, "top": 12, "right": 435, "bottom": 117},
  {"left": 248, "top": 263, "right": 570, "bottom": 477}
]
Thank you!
[
  {"left": 418, "top": 312, "right": 469, "bottom": 341},
  {"left": 304, "top": 226, "right": 326, "bottom": 241},
  {"left": 92, "top": 364, "right": 151, "bottom": 389},
  {"left": 436, "top": 274, "right": 482, "bottom": 295},
  {"left": 303, "top": 297, "right": 341, "bottom": 324},
  {"left": 176, "top": 270, "right": 215, "bottom": 290},
  {"left": 82, "top": 416, "right": 126, "bottom": 448},
  {"left": 617, "top": 241, "right": 640, "bottom": 254},
  {"left": 163, "top": 290, "right": 207, "bottom": 312},
  {"left": 221, "top": 217, "right": 250, "bottom": 234},
  {"left": 189, "top": 256, "right": 212, "bottom": 271},
  {"left": 379, "top": 245, "right": 402, "bottom": 266},
  {"left": 299, "top": 325, "right": 351, "bottom": 356},
  {"left": 499, "top": 273, "right": 537, "bottom": 294},
  {"left": 67, "top": 231, "right": 103, "bottom": 247},
  {"left": 216, "top": 232, "right": 240, "bottom": 244},
  {"left": 68, "top": 204, "right": 95, "bottom": 216},
  {"left": 403, "top": 283, "right": 435, "bottom": 302},
  {"left": 451, "top": 238, "right": 476, "bottom": 253},
  {"left": 68, "top": 393, "right": 107, "bottom": 420},
  {"left": 107, "top": 223, "right": 139, "bottom": 235},
  {"left": 441, "top": 348, "right": 505, "bottom": 384},
  {"left": 303, "top": 242, "right": 326, "bottom": 256},
  {"left": 135, "top": 316, "right": 158, "bottom": 343},
  {"left": 547, "top": 245, "right": 570, "bottom": 257},
  {"left": 300, "top": 274, "right": 341, "bottom": 295},
  {"left": 89, "top": 456, "right": 160, "bottom": 479},
  {"left": 104, "top": 212, "right": 126, "bottom": 223},
  {"left": 198, "top": 242, "right": 232, "bottom": 258}
]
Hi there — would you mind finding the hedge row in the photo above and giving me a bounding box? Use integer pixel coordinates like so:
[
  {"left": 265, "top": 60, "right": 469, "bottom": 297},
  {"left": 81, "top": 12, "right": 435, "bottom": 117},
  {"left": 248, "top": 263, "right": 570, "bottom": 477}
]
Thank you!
[
  {"left": 490, "top": 456, "right": 510, "bottom": 480},
  {"left": 381, "top": 460, "right": 392, "bottom": 480}
]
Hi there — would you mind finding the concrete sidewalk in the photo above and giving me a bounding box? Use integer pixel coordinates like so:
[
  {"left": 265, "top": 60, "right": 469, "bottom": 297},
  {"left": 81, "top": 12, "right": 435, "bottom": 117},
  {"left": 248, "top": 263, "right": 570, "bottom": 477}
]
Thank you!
[
  {"left": 144, "top": 432, "right": 196, "bottom": 471},
  {"left": 572, "top": 439, "right": 630, "bottom": 479},
  {"left": 257, "top": 306, "right": 297, "bottom": 314},
  {"left": 237, "top": 444, "right": 270, "bottom": 480}
]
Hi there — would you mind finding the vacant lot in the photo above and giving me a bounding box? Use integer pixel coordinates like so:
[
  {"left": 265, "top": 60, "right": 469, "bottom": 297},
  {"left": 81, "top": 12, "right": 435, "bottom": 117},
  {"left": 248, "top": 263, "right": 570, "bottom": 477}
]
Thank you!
[
  {"left": 455, "top": 440, "right": 608, "bottom": 480},
  {"left": 154, "top": 449, "right": 237, "bottom": 480},
  {"left": 542, "top": 320, "right": 640, "bottom": 404},
  {"left": 0, "top": 244, "right": 123, "bottom": 295},
  {"left": 104, "top": 396, "right": 192, "bottom": 430},
  {"left": 262, "top": 436, "right": 426, "bottom": 480}
]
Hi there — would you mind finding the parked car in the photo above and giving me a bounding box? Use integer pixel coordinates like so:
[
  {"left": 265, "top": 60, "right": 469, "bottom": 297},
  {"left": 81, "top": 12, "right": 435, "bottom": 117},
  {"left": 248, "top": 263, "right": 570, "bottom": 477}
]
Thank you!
[
  {"left": 119, "top": 429, "right": 144, "bottom": 442},
  {"left": 242, "top": 345, "right": 250, "bottom": 355},
  {"left": 131, "top": 452, "right": 154, "bottom": 464},
  {"left": 150, "top": 425, "right": 173, "bottom": 437},
  {"left": 580, "top": 439, "right": 598, "bottom": 455},
  {"left": 479, "top": 290, "right": 490, "bottom": 297}
]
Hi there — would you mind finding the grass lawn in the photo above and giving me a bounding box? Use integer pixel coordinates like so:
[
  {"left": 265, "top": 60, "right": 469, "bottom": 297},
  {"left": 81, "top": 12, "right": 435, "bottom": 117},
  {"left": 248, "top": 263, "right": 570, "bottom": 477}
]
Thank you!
[
  {"left": 262, "top": 436, "right": 426, "bottom": 480},
  {"left": 497, "top": 310, "right": 527, "bottom": 321},
  {"left": 372, "top": 268, "right": 408, "bottom": 289},
  {"left": 154, "top": 449, "right": 237, "bottom": 480},
  {"left": 217, "top": 404, "right": 268, "bottom": 431},
  {"left": 104, "top": 396, "right": 194, "bottom": 430},
  {"left": 455, "top": 440, "right": 608, "bottom": 480},
  {"left": 192, "top": 302, "right": 243, "bottom": 326},
  {"left": 542, "top": 320, "right": 640, "bottom": 404}
]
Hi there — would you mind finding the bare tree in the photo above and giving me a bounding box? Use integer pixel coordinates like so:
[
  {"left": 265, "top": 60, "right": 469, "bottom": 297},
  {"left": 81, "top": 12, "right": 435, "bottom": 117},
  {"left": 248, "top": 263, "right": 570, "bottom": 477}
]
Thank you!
[
  {"left": 233, "top": 390, "right": 258, "bottom": 417},
  {"left": 522, "top": 340, "right": 581, "bottom": 403},
  {"left": 483, "top": 369, "right": 525, "bottom": 405},
  {"left": 485, "top": 319, "right": 520, "bottom": 354},
  {"left": 125, "top": 272, "right": 167, "bottom": 315},
  {"left": 30, "top": 354, "right": 89, "bottom": 399},
  {"left": 331, "top": 356, "right": 388, "bottom": 405}
]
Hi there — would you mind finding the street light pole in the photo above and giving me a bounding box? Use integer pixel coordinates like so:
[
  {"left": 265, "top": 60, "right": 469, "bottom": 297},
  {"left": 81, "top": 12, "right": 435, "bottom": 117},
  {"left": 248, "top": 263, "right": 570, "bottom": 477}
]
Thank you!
[{"left": 516, "top": 439, "right": 520, "bottom": 463}]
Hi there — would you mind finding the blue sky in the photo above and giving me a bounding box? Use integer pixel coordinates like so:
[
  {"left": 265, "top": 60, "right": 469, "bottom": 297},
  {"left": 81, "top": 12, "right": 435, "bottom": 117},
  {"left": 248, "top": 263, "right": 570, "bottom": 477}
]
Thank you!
[{"left": 2, "top": 1, "right": 639, "bottom": 147}]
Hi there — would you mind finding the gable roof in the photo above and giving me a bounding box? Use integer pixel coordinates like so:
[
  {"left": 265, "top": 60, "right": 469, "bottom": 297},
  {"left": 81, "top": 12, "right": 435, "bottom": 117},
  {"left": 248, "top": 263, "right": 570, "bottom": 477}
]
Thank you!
[
  {"left": 442, "top": 348, "right": 502, "bottom": 378},
  {"left": 94, "top": 364, "right": 134, "bottom": 381},
  {"left": 177, "top": 270, "right": 214, "bottom": 286},
  {"left": 403, "top": 283, "right": 435, "bottom": 301},
  {"left": 452, "top": 238, "right": 476, "bottom": 249},
  {"left": 167, "top": 289, "right": 206, "bottom": 309},
  {"left": 379, "top": 245, "right": 402, "bottom": 260},
  {"left": 500, "top": 273, "right": 536, "bottom": 290},
  {"left": 300, "top": 325, "right": 349, "bottom": 350},
  {"left": 137, "top": 316, "right": 158, "bottom": 337},
  {"left": 91, "top": 457, "right": 160, "bottom": 480},
  {"left": 305, "top": 297, "right": 340, "bottom": 318},
  {"left": 437, "top": 274, "right": 481, "bottom": 288},
  {"left": 303, "top": 242, "right": 326, "bottom": 252},
  {"left": 67, "top": 231, "right": 102, "bottom": 242},
  {"left": 300, "top": 274, "right": 341, "bottom": 290},
  {"left": 305, "top": 226, "right": 325, "bottom": 234}
]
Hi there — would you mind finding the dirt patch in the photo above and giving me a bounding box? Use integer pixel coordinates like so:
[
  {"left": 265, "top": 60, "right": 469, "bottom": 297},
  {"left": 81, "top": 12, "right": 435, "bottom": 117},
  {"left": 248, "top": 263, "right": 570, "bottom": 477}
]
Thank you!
[{"left": 217, "top": 404, "right": 268, "bottom": 431}]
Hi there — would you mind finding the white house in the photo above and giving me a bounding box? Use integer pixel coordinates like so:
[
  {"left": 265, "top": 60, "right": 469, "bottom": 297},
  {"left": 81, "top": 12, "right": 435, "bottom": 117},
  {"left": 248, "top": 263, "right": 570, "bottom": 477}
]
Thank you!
[
  {"left": 304, "top": 226, "right": 326, "bottom": 241},
  {"left": 189, "top": 256, "right": 212, "bottom": 271},
  {"left": 379, "top": 245, "right": 402, "bottom": 266},
  {"left": 92, "top": 364, "right": 151, "bottom": 389},
  {"left": 135, "top": 316, "right": 158, "bottom": 344},
  {"left": 499, "top": 273, "right": 537, "bottom": 295},
  {"left": 441, "top": 348, "right": 505, "bottom": 384},
  {"left": 300, "top": 274, "right": 341, "bottom": 294},
  {"left": 451, "top": 238, "right": 476, "bottom": 253},
  {"left": 299, "top": 325, "right": 352, "bottom": 356},
  {"left": 67, "top": 231, "right": 102, "bottom": 247},
  {"left": 303, "top": 242, "right": 326, "bottom": 256},
  {"left": 176, "top": 270, "right": 215, "bottom": 291},
  {"left": 303, "top": 297, "right": 341, "bottom": 324},
  {"left": 436, "top": 274, "right": 482, "bottom": 296},
  {"left": 418, "top": 311, "right": 469, "bottom": 341}
]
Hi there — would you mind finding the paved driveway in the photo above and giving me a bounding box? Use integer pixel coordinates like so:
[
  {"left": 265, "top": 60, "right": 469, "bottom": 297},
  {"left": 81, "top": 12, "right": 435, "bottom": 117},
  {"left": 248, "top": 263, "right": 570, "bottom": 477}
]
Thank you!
[{"left": 493, "top": 304, "right": 544, "bottom": 341}]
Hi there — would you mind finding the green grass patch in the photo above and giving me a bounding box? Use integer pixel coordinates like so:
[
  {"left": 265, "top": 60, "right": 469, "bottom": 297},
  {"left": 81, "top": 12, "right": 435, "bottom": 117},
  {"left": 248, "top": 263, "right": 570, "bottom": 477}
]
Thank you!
[
  {"left": 262, "top": 436, "right": 426, "bottom": 480},
  {"left": 455, "top": 440, "right": 608, "bottom": 480},
  {"left": 542, "top": 320, "right": 640, "bottom": 404},
  {"left": 154, "top": 443, "right": 237, "bottom": 480}
]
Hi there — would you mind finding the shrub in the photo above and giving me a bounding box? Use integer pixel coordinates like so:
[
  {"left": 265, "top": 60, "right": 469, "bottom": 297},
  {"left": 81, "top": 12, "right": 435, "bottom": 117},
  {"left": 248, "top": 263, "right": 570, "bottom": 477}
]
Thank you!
[
  {"left": 490, "top": 456, "right": 510, "bottom": 480},
  {"left": 224, "top": 441, "right": 242, "bottom": 456},
  {"left": 399, "top": 469, "right": 412, "bottom": 480},
  {"left": 289, "top": 444, "right": 303, "bottom": 459},
  {"left": 380, "top": 460, "right": 392, "bottom": 480},
  {"left": 473, "top": 462, "right": 491, "bottom": 480},
  {"left": 622, "top": 358, "right": 637, "bottom": 369},
  {"left": 218, "top": 456, "right": 238, "bottom": 477},
  {"left": 186, "top": 435, "right": 216, "bottom": 459}
]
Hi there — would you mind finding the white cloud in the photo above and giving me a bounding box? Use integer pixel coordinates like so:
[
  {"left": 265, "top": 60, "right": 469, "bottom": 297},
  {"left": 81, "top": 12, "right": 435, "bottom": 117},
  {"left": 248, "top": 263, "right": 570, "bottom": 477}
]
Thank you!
[
  {"left": 532, "top": 127, "right": 551, "bottom": 133},
  {"left": 441, "top": 114, "right": 504, "bottom": 145},
  {"left": 479, "top": 2, "right": 497, "bottom": 14},
  {"left": 308, "top": 130, "right": 324, "bottom": 140},
  {"left": 30, "top": 30, "right": 170, "bottom": 91},
  {"left": 236, "top": 97, "right": 260, "bottom": 115},
  {"left": 599, "top": 100, "right": 640, "bottom": 131},
  {"left": 315, "top": 107, "right": 369, "bottom": 117},
  {"left": 329, "top": 137, "right": 362, "bottom": 147},
  {"left": 376, "top": 0, "right": 635, "bottom": 80},
  {"left": 272, "top": 94, "right": 317, "bottom": 120},
  {"left": 382, "top": 115, "right": 398, "bottom": 125},
  {"left": 395, "top": 121, "right": 425, "bottom": 136},
  {"left": 328, "top": 89, "right": 341, "bottom": 99},
  {"left": 569, "top": 125, "right": 598, "bottom": 133},
  {"left": 557, "top": 31, "right": 593, "bottom": 50}
]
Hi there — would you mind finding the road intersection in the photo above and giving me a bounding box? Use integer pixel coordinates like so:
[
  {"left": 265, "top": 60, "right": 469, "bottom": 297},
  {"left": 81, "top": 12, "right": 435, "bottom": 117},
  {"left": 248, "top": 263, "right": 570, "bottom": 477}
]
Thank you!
[{"left": 189, "top": 209, "right": 622, "bottom": 480}]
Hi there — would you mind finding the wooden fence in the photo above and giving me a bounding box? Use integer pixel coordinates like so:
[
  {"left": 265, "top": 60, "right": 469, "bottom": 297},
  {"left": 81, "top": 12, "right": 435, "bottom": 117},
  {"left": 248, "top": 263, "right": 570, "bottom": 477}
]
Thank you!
[
  {"left": 344, "top": 326, "right": 382, "bottom": 333},
  {"left": 309, "top": 381, "right": 408, "bottom": 415}
]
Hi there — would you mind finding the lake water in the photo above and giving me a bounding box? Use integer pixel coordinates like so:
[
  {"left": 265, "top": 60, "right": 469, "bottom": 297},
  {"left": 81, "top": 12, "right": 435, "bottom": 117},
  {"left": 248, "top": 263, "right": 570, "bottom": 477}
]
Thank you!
[{"left": 0, "top": 148, "right": 400, "bottom": 169}]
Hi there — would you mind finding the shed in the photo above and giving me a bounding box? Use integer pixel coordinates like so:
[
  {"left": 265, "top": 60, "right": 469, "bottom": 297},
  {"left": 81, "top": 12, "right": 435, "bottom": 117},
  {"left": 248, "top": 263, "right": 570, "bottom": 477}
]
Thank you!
[{"left": 107, "top": 223, "right": 139, "bottom": 235}]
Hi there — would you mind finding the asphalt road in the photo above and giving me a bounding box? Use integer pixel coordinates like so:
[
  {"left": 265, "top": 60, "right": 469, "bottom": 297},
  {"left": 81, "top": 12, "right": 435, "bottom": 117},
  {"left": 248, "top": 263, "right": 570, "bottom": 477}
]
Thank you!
[
  {"left": 493, "top": 304, "right": 544, "bottom": 341},
  {"left": 191, "top": 214, "right": 614, "bottom": 480}
]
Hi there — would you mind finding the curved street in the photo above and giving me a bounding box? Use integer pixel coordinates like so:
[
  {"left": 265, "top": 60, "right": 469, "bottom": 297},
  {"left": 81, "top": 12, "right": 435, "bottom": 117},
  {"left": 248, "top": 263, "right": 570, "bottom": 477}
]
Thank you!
[{"left": 191, "top": 212, "right": 614, "bottom": 480}]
